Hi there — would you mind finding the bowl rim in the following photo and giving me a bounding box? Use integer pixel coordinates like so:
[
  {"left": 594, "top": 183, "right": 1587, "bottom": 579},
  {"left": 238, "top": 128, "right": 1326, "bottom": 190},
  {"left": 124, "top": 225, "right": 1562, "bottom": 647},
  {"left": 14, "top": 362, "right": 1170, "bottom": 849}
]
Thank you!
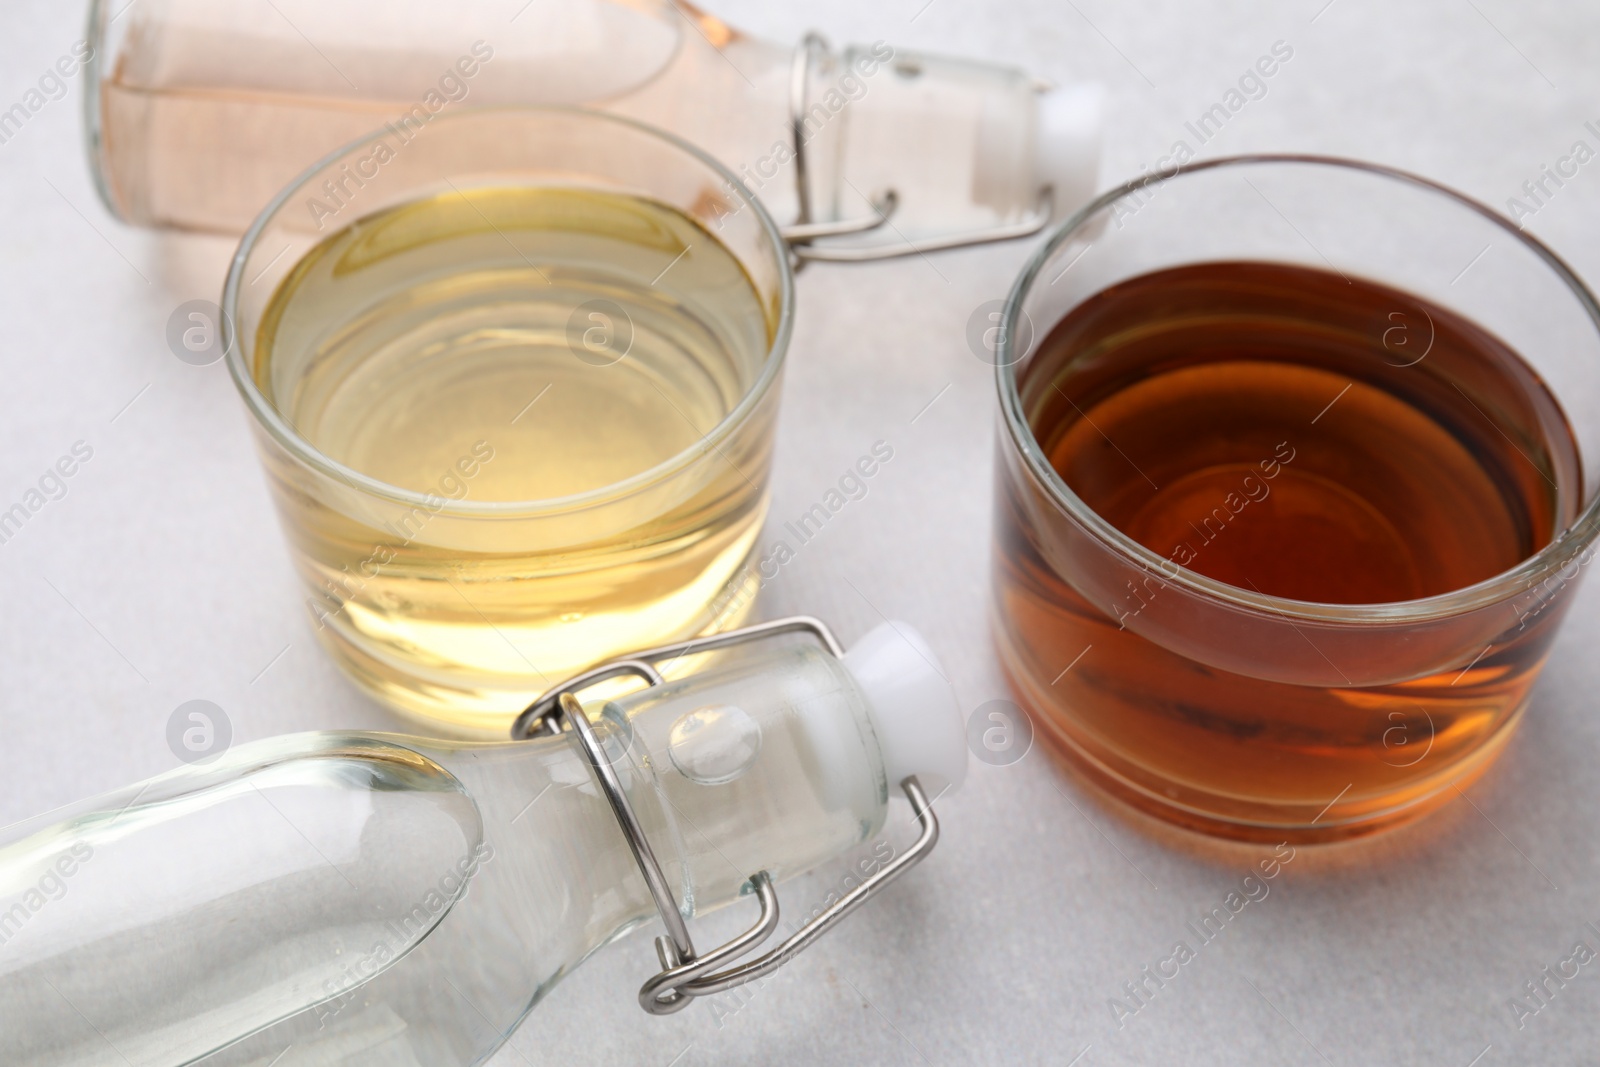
[
  {"left": 221, "top": 104, "right": 795, "bottom": 517},
  {"left": 995, "top": 152, "right": 1600, "bottom": 624}
]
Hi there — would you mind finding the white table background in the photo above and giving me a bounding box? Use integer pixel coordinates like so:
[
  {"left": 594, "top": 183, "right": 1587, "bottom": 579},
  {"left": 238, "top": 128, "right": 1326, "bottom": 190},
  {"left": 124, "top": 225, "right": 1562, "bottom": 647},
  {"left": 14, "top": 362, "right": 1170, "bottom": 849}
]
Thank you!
[{"left": 4, "top": 1, "right": 1600, "bottom": 1064}]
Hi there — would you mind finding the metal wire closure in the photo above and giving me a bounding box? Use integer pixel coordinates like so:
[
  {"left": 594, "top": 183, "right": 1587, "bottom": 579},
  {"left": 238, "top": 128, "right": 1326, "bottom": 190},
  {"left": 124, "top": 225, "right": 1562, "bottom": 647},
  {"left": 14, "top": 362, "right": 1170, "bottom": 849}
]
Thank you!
[
  {"left": 777, "top": 32, "right": 1055, "bottom": 263},
  {"left": 513, "top": 616, "right": 942, "bottom": 1015},
  {"left": 512, "top": 616, "right": 843, "bottom": 739},
  {"left": 639, "top": 776, "right": 936, "bottom": 1012}
]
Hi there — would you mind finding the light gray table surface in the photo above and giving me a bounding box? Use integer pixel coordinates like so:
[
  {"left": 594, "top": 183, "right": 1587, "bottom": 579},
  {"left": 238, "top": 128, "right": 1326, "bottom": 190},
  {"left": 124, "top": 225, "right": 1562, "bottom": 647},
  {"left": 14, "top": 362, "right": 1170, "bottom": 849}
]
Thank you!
[{"left": 3, "top": 1, "right": 1600, "bottom": 1064}]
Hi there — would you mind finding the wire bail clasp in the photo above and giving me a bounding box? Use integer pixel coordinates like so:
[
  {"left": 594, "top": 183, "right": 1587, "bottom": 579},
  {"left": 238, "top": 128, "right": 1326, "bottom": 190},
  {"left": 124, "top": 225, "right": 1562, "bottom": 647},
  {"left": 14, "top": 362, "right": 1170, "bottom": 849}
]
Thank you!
[
  {"left": 514, "top": 616, "right": 941, "bottom": 1015},
  {"left": 776, "top": 32, "right": 1054, "bottom": 264}
]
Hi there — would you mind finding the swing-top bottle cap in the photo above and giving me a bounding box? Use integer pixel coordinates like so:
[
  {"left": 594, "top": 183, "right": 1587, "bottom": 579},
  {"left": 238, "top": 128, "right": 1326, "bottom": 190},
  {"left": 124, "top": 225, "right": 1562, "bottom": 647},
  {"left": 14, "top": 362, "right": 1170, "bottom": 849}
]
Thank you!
[
  {"left": 513, "top": 614, "right": 951, "bottom": 1016},
  {"left": 1036, "top": 81, "right": 1104, "bottom": 220},
  {"left": 842, "top": 621, "right": 967, "bottom": 793}
]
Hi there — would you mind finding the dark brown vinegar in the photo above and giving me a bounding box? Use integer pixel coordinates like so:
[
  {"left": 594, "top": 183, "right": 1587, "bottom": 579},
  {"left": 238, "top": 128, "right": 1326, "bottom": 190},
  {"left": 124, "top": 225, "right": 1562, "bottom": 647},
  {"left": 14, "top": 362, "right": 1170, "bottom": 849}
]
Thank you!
[{"left": 994, "top": 261, "right": 1583, "bottom": 840}]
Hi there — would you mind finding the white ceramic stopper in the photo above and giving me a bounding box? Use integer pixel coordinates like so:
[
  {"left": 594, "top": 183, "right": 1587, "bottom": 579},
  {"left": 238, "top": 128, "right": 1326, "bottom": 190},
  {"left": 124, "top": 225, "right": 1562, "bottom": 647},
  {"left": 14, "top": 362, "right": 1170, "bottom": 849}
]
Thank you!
[
  {"left": 1036, "top": 82, "right": 1105, "bottom": 219},
  {"left": 842, "top": 621, "right": 967, "bottom": 794}
]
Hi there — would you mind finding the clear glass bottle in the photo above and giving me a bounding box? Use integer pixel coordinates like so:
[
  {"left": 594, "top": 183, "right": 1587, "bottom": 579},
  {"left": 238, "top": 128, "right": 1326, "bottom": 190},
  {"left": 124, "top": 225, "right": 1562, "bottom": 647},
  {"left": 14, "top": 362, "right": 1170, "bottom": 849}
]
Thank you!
[
  {"left": 84, "top": 0, "right": 1101, "bottom": 248},
  {"left": 0, "top": 622, "right": 964, "bottom": 1066}
]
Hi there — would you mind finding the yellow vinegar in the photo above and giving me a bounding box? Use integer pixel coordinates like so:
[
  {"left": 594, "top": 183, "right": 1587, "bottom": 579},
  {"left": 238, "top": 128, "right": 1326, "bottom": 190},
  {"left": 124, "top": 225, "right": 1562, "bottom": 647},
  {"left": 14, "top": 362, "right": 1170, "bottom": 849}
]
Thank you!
[{"left": 253, "top": 186, "right": 779, "bottom": 735}]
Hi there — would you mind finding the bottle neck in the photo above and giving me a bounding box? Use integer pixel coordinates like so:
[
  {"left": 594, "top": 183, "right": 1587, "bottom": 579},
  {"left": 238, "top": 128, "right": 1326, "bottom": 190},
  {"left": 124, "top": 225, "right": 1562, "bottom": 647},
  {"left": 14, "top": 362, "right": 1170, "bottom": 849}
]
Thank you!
[{"left": 429, "top": 635, "right": 894, "bottom": 970}]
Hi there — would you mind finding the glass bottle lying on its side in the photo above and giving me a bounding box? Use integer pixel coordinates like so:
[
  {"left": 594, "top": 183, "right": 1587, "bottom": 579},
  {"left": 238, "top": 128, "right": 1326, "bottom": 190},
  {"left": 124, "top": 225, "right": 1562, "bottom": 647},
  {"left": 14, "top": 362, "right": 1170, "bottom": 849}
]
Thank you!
[
  {"left": 84, "top": 0, "right": 1101, "bottom": 258},
  {"left": 0, "top": 618, "right": 965, "bottom": 1067}
]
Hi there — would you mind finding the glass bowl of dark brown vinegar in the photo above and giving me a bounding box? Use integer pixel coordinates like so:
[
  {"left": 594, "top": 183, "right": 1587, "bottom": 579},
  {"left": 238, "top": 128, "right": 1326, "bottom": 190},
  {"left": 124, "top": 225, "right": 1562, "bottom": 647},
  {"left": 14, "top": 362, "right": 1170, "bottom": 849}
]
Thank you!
[{"left": 993, "top": 155, "right": 1600, "bottom": 843}]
